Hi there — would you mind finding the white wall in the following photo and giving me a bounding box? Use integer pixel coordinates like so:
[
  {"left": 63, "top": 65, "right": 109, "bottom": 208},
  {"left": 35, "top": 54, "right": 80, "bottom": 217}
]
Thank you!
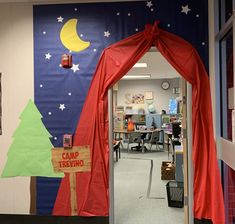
[
  {"left": 0, "top": 4, "right": 33, "bottom": 214},
  {"left": 117, "top": 78, "right": 180, "bottom": 114}
]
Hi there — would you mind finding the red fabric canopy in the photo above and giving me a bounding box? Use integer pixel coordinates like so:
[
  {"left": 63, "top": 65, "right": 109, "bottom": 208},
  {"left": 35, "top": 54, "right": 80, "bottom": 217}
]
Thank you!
[{"left": 53, "top": 21, "right": 225, "bottom": 223}]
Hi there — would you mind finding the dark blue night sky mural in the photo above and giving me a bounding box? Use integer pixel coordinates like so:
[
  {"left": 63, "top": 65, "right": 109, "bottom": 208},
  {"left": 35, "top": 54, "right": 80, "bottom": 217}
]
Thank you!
[{"left": 33, "top": 0, "right": 208, "bottom": 214}]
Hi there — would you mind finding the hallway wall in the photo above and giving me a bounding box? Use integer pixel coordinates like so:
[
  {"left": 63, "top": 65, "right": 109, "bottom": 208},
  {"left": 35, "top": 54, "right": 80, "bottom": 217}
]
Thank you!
[{"left": 0, "top": 4, "right": 33, "bottom": 213}]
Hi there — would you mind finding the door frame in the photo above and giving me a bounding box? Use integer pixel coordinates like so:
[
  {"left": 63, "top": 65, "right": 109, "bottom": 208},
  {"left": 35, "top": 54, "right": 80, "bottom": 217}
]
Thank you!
[{"left": 108, "top": 81, "right": 193, "bottom": 224}]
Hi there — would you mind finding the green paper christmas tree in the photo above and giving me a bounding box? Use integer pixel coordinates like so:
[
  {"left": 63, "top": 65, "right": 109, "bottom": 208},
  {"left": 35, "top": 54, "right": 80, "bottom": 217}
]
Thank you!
[{"left": 1, "top": 99, "right": 64, "bottom": 178}]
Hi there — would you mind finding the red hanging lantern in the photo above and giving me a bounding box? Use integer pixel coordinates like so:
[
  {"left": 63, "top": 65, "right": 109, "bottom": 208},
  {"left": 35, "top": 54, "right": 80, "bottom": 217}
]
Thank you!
[{"left": 61, "top": 54, "right": 72, "bottom": 68}]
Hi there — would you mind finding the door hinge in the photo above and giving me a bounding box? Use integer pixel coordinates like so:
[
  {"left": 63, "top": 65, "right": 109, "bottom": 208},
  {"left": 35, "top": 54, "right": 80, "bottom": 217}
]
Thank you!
[
  {"left": 184, "top": 196, "right": 188, "bottom": 206},
  {"left": 183, "top": 96, "right": 187, "bottom": 104},
  {"left": 183, "top": 129, "right": 187, "bottom": 138}
]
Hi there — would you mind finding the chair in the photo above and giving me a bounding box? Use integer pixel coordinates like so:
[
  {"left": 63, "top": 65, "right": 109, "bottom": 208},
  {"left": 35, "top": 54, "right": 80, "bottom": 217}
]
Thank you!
[
  {"left": 143, "top": 130, "right": 163, "bottom": 151},
  {"left": 171, "top": 122, "right": 181, "bottom": 162},
  {"left": 172, "top": 122, "right": 181, "bottom": 145},
  {"left": 127, "top": 132, "right": 142, "bottom": 153},
  {"left": 114, "top": 132, "right": 124, "bottom": 149},
  {"left": 113, "top": 141, "right": 121, "bottom": 162}
]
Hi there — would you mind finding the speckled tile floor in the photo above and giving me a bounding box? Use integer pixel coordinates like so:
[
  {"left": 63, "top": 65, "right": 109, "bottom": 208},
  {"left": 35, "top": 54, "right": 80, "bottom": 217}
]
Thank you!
[{"left": 114, "top": 148, "right": 184, "bottom": 224}]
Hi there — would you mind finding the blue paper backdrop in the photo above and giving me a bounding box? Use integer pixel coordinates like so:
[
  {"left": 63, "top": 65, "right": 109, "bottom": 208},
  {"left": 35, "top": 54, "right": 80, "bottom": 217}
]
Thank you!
[{"left": 33, "top": 0, "right": 208, "bottom": 215}]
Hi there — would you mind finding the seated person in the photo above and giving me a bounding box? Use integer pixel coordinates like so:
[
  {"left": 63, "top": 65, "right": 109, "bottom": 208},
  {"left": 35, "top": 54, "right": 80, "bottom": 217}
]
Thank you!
[{"left": 127, "top": 118, "right": 135, "bottom": 131}]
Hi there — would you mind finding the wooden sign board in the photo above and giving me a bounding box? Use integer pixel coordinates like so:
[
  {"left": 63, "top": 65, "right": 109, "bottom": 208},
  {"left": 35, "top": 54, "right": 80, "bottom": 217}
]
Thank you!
[{"left": 51, "top": 146, "right": 91, "bottom": 173}]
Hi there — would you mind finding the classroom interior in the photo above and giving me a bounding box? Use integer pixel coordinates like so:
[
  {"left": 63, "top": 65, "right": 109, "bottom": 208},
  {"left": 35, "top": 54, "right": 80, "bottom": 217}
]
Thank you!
[{"left": 112, "top": 50, "right": 185, "bottom": 224}]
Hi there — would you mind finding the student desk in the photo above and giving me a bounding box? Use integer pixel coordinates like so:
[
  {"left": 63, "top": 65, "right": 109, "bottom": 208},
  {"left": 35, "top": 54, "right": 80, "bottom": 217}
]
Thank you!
[{"left": 114, "top": 129, "right": 163, "bottom": 153}]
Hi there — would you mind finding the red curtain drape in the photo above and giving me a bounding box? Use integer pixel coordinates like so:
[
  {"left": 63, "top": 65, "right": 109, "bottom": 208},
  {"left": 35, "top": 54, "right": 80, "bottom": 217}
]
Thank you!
[{"left": 53, "top": 22, "right": 225, "bottom": 223}]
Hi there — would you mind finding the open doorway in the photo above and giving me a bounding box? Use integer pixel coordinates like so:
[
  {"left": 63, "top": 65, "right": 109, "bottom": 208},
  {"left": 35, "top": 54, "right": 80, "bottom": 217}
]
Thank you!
[
  {"left": 53, "top": 23, "right": 223, "bottom": 224},
  {"left": 111, "top": 50, "right": 188, "bottom": 224}
]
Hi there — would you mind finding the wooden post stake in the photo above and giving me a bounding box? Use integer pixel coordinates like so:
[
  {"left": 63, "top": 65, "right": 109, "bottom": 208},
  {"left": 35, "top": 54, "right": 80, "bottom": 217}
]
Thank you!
[
  {"left": 51, "top": 146, "right": 91, "bottom": 216},
  {"left": 69, "top": 172, "right": 78, "bottom": 216}
]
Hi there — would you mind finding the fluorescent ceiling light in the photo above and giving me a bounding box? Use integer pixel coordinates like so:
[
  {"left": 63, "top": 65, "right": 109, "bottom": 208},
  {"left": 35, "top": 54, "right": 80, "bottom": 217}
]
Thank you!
[
  {"left": 122, "top": 74, "right": 151, "bottom": 79},
  {"left": 133, "top": 63, "right": 147, "bottom": 68}
]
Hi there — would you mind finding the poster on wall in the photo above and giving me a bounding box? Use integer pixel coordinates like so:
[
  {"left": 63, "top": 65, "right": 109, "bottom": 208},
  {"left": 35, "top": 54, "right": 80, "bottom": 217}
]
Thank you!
[
  {"left": 125, "top": 93, "right": 144, "bottom": 104},
  {"left": 145, "top": 91, "right": 153, "bottom": 100},
  {"left": 132, "top": 93, "right": 144, "bottom": 104},
  {"left": 168, "top": 98, "right": 178, "bottom": 114}
]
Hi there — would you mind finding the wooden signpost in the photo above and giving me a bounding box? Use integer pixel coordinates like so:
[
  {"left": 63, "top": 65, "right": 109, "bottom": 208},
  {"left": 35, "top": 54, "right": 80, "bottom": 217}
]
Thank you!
[{"left": 51, "top": 146, "right": 91, "bottom": 215}]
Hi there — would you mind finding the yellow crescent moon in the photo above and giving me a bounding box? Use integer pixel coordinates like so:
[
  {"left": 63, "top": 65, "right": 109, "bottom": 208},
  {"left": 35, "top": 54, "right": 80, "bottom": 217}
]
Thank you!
[{"left": 60, "top": 18, "right": 90, "bottom": 52}]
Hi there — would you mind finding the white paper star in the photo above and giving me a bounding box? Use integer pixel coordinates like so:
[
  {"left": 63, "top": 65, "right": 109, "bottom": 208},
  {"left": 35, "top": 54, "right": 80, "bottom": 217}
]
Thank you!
[
  {"left": 93, "top": 48, "right": 97, "bottom": 52},
  {"left": 104, "top": 31, "right": 111, "bottom": 37},
  {"left": 128, "top": 13, "right": 131, "bottom": 16},
  {"left": 202, "top": 42, "right": 205, "bottom": 46},
  {"left": 54, "top": 137, "right": 57, "bottom": 140},
  {"left": 135, "top": 28, "right": 139, "bottom": 31},
  {"left": 196, "top": 14, "right": 200, "bottom": 18},
  {"left": 146, "top": 1, "right": 153, "bottom": 8},
  {"left": 40, "top": 84, "right": 43, "bottom": 88},
  {"left": 59, "top": 104, "right": 66, "bottom": 111},
  {"left": 117, "top": 12, "right": 120, "bottom": 16},
  {"left": 74, "top": 8, "right": 78, "bottom": 11},
  {"left": 167, "top": 24, "right": 171, "bottom": 27},
  {"left": 45, "top": 53, "right": 52, "bottom": 60},
  {"left": 80, "top": 34, "right": 83, "bottom": 37},
  {"left": 48, "top": 112, "right": 52, "bottom": 115},
  {"left": 68, "top": 92, "right": 72, "bottom": 96},
  {"left": 57, "top": 16, "right": 64, "bottom": 23},
  {"left": 43, "top": 31, "right": 46, "bottom": 35},
  {"left": 71, "top": 64, "right": 80, "bottom": 73},
  {"left": 181, "top": 5, "right": 191, "bottom": 15}
]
